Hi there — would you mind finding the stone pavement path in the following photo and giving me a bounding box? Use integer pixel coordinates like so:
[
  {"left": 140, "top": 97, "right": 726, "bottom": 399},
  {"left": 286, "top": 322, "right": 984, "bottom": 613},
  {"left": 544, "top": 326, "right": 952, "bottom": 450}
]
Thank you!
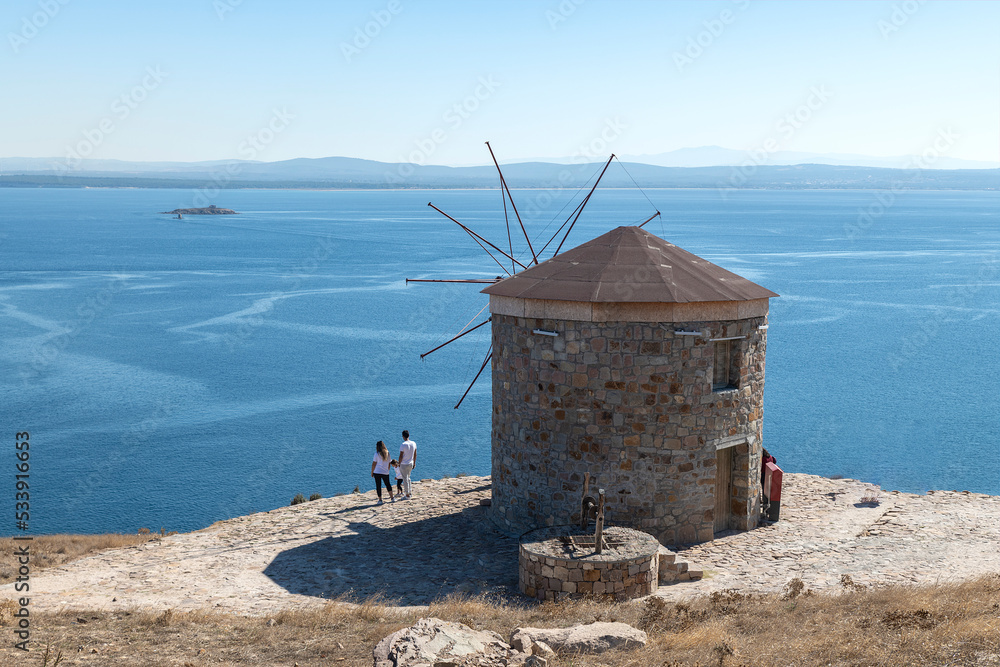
[
  {"left": 666, "top": 474, "right": 1000, "bottom": 600},
  {"left": 7, "top": 478, "right": 516, "bottom": 615},
  {"left": 3, "top": 474, "right": 998, "bottom": 615}
]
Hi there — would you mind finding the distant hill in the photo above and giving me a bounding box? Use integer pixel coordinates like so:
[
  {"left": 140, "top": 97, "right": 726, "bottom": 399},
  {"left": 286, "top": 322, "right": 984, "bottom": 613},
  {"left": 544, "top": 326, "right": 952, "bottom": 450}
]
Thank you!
[
  {"left": 1, "top": 156, "right": 997, "bottom": 190},
  {"left": 618, "top": 145, "right": 1000, "bottom": 170}
]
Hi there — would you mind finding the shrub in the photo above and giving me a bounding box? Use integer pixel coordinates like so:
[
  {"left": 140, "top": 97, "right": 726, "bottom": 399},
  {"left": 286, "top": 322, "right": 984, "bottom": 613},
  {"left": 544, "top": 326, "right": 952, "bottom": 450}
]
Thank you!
[
  {"left": 859, "top": 485, "right": 881, "bottom": 505},
  {"left": 308, "top": 493, "right": 322, "bottom": 501},
  {"left": 290, "top": 493, "right": 307, "bottom": 506}
]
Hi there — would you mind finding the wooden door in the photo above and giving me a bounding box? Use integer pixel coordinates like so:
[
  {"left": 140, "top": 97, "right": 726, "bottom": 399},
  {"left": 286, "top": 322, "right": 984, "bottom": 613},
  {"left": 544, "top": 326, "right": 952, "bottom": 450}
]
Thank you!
[{"left": 714, "top": 446, "right": 733, "bottom": 533}]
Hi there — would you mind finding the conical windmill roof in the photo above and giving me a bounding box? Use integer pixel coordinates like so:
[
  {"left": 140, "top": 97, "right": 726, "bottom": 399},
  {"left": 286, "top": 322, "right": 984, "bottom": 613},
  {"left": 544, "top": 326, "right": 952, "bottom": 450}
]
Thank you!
[{"left": 482, "top": 226, "right": 778, "bottom": 303}]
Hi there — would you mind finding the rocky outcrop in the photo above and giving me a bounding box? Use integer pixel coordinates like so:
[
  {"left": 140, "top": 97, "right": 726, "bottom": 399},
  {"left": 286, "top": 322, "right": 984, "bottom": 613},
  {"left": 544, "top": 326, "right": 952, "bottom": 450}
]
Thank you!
[
  {"left": 160, "top": 205, "right": 237, "bottom": 214},
  {"left": 509, "top": 622, "right": 647, "bottom": 655},
  {"left": 373, "top": 617, "right": 511, "bottom": 667},
  {"left": 373, "top": 618, "right": 647, "bottom": 666}
]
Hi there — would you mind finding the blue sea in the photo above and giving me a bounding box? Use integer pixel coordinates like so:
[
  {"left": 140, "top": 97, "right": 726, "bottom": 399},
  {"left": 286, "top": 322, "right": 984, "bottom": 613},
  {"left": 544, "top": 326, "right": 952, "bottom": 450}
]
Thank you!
[{"left": 1, "top": 186, "right": 998, "bottom": 535}]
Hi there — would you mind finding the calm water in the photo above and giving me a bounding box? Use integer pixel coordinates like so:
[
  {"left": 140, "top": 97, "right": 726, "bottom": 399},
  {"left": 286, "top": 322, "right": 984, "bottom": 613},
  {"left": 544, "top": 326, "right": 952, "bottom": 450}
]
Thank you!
[{"left": 1, "top": 187, "right": 998, "bottom": 535}]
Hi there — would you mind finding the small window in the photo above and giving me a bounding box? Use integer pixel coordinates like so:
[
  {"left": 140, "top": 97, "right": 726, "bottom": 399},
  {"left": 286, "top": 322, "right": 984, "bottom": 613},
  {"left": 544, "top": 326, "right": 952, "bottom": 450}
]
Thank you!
[{"left": 713, "top": 340, "right": 737, "bottom": 391}]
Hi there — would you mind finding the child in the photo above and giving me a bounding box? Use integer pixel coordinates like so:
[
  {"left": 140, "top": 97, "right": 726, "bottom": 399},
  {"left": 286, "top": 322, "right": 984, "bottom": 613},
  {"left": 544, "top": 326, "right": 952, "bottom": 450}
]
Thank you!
[{"left": 390, "top": 459, "right": 404, "bottom": 497}]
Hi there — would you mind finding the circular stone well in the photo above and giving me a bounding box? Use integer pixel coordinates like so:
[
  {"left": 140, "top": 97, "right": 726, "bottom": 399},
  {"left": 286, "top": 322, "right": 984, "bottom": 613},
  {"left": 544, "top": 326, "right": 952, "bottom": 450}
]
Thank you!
[{"left": 519, "top": 526, "right": 660, "bottom": 601}]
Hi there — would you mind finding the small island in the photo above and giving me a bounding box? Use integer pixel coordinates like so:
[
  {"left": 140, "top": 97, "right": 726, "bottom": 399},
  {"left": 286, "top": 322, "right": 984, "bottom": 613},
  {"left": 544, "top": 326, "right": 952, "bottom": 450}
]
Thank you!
[{"left": 160, "top": 204, "right": 238, "bottom": 215}]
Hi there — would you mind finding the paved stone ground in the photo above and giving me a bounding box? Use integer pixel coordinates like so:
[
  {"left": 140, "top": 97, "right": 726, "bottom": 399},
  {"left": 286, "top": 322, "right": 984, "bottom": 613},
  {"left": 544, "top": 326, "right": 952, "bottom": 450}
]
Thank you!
[
  {"left": 668, "top": 474, "right": 1000, "bottom": 600},
  {"left": 3, "top": 474, "right": 998, "bottom": 615}
]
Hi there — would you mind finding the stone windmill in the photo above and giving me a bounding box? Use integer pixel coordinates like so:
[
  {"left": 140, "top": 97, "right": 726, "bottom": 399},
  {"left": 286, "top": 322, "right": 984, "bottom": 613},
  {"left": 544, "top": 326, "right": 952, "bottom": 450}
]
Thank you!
[
  {"left": 412, "top": 145, "right": 777, "bottom": 546},
  {"left": 482, "top": 226, "right": 778, "bottom": 545}
]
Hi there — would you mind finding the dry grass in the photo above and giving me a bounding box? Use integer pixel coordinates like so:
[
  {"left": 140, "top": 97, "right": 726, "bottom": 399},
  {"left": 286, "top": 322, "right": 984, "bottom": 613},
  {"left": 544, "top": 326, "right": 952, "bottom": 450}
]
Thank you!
[
  {"left": 0, "top": 575, "right": 997, "bottom": 666},
  {"left": 0, "top": 533, "right": 160, "bottom": 585}
]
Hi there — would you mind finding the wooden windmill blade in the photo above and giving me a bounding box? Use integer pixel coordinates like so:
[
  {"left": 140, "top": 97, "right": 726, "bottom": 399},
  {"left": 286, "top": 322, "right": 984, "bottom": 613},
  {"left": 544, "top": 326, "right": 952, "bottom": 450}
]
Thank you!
[
  {"left": 427, "top": 203, "right": 518, "bottom": 276},
  {"left": 419, "top": 317, "right": 492, "bottom": 359},
  {"left": 552, "top": 153, "right": 616, "bottom": 257},
  {"left": 454, "top": 344, "right": 492, "bottom": 410},
  {"left": 406, "top": 144, "right": 662, "bottom": 408},
  {"left": 486, "top": 141, "right": 538, "bottom": 265}
]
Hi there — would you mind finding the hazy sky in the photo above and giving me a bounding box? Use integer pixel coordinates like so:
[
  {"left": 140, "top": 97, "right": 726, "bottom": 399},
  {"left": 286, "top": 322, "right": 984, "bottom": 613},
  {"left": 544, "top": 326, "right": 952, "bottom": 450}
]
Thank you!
[{"left": 2, "top": 0, "right": 998, "bottom": 165}]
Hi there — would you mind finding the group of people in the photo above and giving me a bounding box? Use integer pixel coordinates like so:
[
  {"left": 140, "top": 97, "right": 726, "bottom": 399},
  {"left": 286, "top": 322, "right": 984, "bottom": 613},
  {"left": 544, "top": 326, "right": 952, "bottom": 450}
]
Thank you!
[{"left": 370, "top": 430, "right": 417, "bottom": 505}]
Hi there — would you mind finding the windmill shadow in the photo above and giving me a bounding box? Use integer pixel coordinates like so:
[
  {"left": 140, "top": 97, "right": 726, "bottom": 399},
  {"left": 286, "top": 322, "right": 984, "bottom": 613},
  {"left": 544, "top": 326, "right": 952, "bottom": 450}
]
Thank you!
[
  {"left": 454, "top": 483, "right": 491, "bottom": 495},
  {"left": 262, "top": 503, "right": 520, "bottom": 606}
]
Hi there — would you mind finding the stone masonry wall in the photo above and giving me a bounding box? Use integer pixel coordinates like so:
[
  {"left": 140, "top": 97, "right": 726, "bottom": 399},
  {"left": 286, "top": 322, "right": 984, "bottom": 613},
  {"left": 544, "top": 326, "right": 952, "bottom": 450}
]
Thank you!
[
  {"left": 519, "top": 545, "right": 657, "bottom": 602},
  {"left": 489, "top": 313, "right": 767, "bottom": 545}
]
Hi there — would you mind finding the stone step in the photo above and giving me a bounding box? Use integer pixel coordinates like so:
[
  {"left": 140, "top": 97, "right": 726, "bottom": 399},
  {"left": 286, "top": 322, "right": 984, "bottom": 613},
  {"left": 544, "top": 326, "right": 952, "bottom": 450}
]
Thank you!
[
  {"left": 667, "top": 561, "right": 688, "bottom": 574},
  {"left": 657, "top": 546, "right": 703, "bottom": 584}
]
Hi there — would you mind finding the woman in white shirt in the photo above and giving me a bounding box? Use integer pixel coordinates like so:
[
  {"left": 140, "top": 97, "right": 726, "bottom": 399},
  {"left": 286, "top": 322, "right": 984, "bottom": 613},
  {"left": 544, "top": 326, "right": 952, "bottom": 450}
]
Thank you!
[{"left": 371, "top": 440, "right": 395, "bottom": 504}]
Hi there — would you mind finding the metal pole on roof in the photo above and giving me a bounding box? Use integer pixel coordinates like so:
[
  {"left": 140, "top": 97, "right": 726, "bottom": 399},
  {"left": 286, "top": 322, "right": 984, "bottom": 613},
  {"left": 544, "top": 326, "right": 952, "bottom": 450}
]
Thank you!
[
  {"left": 454, "top": 344, "right": 493, "bottom": 409},
  {"left": 498, "top": 167, "right": 515, "bottom": 274},
  {"left": 427, "top": 202, "right": 528, "bottom": 274},
  {"left": 553, "top": 153, "right": 616, "bottom": 257},
  {"left": 420, "top": 318, "right": 492, "bottom": 358},
  {"left": 538, "top": 196, "right": 588, "bottom": 258},
  {"left": 486, "top": 141, "right": 539, "bottom": 265},
  {"left": 638, "top": 211, "right": 662, "bottom": 228}
]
